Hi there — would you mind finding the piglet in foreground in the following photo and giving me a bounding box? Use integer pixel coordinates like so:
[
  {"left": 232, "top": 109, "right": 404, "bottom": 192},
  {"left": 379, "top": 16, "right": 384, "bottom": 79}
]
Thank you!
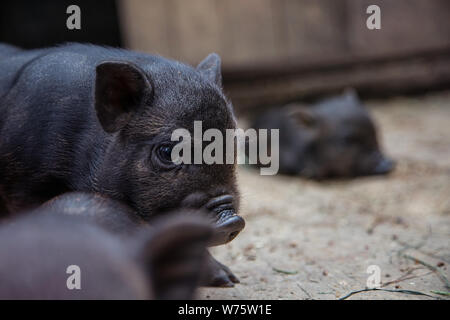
[
  {"left": 251, "top": 90, "right": 395, "bottom": 179},
  {"left": 0, "top": 209, "right": 211, "bottom": 299},
  {"left": 40, "top": 191, "right": 238, "bottom": 287}
]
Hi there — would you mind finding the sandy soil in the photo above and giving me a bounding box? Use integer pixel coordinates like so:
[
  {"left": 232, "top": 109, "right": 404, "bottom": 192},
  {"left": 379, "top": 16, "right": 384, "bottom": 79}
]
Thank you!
[{"left": 199, "top": 92, "right": 450, "bottom": 300}]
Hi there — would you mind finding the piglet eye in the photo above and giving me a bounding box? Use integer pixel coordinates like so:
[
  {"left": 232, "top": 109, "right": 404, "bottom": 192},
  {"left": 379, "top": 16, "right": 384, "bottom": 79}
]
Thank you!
[{"left": 156, "top": 144, "right": 174, "bottom": 164}]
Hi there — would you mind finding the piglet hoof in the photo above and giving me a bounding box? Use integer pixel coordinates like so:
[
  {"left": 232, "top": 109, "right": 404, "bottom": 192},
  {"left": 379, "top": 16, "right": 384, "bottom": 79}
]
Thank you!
[{"left": 202, "top": 252, "right": 239, "bottom": 287}]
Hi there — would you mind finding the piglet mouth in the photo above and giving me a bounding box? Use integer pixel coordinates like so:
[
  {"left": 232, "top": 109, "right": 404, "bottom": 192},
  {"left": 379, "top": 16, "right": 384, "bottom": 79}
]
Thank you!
[{"left": 205, "top": 195, "right": 245, "bottom": 246}]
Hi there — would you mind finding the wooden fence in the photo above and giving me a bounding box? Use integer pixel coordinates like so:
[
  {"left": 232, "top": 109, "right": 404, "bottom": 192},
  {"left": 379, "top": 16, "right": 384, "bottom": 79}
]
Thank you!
[{"left": 119, "top": 0, "right": 450, "bottom": 109}]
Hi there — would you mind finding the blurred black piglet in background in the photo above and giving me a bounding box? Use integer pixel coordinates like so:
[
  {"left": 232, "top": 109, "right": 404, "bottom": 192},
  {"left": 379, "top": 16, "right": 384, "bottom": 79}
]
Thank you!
[{"left": 251, "top": 90, "right": 395, "bottom": 179}]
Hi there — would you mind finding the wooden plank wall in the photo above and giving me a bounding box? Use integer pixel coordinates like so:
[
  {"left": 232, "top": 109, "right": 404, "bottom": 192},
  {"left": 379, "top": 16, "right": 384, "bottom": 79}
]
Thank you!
[
  {"left": 119, "top": 0, "right": 450, "bottom": 66},
  {"left": 119, "top": 0, "right": 347, "bottom": 67},
  {"left": 119, "top": 0, "right": 450, "bottom": 108}
]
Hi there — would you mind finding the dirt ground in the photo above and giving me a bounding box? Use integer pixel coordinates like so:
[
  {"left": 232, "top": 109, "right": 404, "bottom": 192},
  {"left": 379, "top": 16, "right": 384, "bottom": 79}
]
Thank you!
[{"left": 199, "top": 91, "right": 450, "bottom": 300}]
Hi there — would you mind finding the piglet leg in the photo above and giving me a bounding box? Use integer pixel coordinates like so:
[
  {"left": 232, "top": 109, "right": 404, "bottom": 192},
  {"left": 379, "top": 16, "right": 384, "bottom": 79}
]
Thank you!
[{"left": 201, "top": 251, "right": 239, "bottom": 287}]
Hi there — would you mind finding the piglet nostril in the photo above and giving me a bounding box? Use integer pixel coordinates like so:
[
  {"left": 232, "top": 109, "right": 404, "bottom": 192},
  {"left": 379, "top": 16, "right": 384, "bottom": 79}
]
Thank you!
[
  {"left": 228, "top": 231, "right": 239, "bottom": 242},
  {"left": 209, "top": 215, "right": 245, "bottom": 246}
]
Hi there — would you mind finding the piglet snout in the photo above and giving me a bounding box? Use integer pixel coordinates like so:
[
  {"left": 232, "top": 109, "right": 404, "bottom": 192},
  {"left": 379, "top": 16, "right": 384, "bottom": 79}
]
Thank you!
[
  {"left": 373, "top": 157, "right": 395, "bottom": 175},
  {"left": 205, "top": 195, "right": 245, "bottom": 246}
]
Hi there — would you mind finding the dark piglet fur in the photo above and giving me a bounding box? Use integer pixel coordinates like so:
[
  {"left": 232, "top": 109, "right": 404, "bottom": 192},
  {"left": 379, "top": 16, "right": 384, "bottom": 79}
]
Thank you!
[
  {"left": 251, "top": 90, "right": 395, "bottom": 179},
  {"left": 0, "top": 43, "right": 244, "bottom": 286},
  {"left": 0, "top": 205, "right": 212, "bottom": 300},
  {"left": 40, "top": 191, "right": 148, "bottom": 235}
]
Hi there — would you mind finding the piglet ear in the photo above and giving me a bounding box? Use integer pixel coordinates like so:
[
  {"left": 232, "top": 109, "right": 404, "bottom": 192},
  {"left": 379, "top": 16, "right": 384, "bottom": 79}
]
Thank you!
[
  {"left": 95, "top": 61, "right": 152, "bottom": 133},
  {"left": 343, "top": 88, "right": 361, "bottom": 105},
  {"left": 197, "top": 53, "right": 222, "bottom": 87},
  {"left": 286, "top": 105, "right": 317, "bottom": 128},
  {"left": 136, "top": 212, "right": 212, "bottom": 300}
]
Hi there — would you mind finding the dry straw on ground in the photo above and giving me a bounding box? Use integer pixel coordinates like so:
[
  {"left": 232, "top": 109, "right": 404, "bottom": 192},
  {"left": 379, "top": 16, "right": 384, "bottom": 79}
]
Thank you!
[{"left": 200, "top": 92, "right": 450, "bottom": 300}]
